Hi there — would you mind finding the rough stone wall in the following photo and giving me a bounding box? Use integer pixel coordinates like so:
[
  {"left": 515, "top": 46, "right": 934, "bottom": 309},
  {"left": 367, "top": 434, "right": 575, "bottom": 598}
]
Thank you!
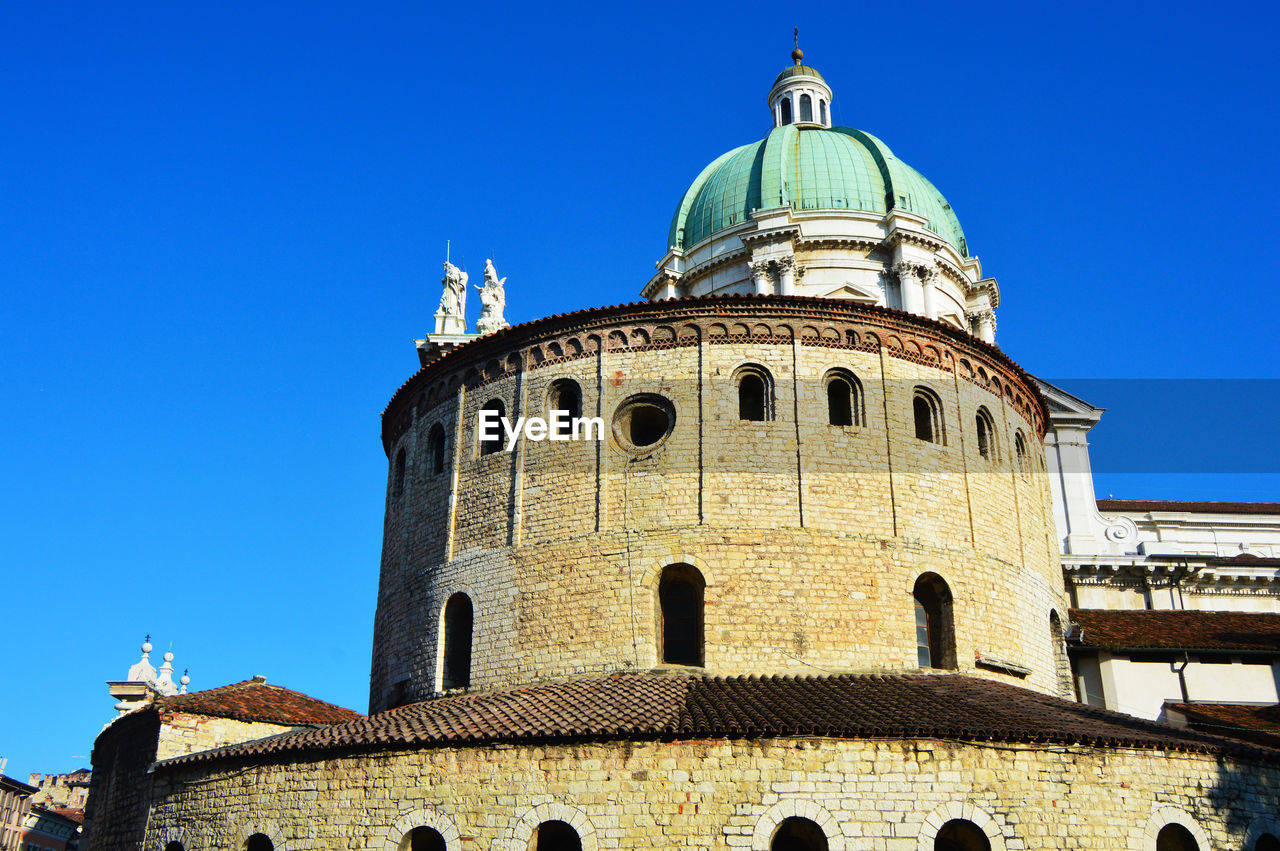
[
  {"left": 155, "top": 712, "right": 300, "bottom": 762},
  {"left": 370, "top": 304, "right": 1063, "bottom": 712},
  {"left": 143, "top": 737, "right": 1280, "bottom": 851},
  {"left": 82, "top": 711, "right": 160, "bottom": 851}
]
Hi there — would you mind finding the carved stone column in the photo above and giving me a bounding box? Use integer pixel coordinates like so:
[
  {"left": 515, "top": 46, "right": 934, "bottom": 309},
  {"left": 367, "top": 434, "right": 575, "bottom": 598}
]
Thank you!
[
  {"left": 970, "top": 309, "right": 996, "bottom": 344},
  {"left": 750, "top": 260, "right": 772, "bottom": 295},
  {"left": 892, "top": 262, "right": 925, "bottom": 315},
  {"left": 775, "top": 256, "right": 796, "bottom": 296},
  {"left": 921, "top": 266, "right": 940, "bottom": 320}
]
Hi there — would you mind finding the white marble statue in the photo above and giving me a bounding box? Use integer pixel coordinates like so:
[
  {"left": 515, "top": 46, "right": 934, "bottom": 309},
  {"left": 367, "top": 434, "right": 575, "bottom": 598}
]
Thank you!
[
  {"left": 475, "top": 258, "right": 509, "bottom": 335},
  {"left": 434, "top": 261, "right": 469, "bottom": 335}
]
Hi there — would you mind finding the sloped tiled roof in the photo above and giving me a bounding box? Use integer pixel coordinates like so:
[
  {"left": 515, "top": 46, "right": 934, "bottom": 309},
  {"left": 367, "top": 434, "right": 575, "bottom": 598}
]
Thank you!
[
  {"left": 1070, "top": 609, "right": 1280, "bottom": 653},
  {"left": 1097, "top": 499, "right": 1280, "bottom": 516},
  {"left": 1166, "top": 703, "right": 1280, "bottom": 750},
  {"left": 156, "top": 673, "right": 1276, "bottom": 769},
  {"left": 155, "top": 680, "right": 363, "bottom": 727}
]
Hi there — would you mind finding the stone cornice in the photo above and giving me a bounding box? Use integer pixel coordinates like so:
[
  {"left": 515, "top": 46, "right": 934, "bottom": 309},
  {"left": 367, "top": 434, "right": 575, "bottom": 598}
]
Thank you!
[{"left": 381, "top": 295, "right": 1049, "bottom": 453}]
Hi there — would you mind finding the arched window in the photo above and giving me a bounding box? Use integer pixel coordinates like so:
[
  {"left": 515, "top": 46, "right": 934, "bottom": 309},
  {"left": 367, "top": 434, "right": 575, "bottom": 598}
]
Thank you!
[
  {"left": 1256, "top": 834, "right": 1280, "bottom": 851},
  {"left": 1049, "top": 611, "right": 1073, "bottom": 698},
  {"left": 1156, "top": 824, "right": 1200, "bottom": 851},
  {"left": 780, "top": 97, "right": 792, "bottom": 125},
  {"left": 404, "top": 826, "right": 446, "bottom": 851},
  {"left": 935, "top": 819, "right": 990, "bottom": 851},
  {"left": 913, "top": 573, "right": 956, "bottom": 670},
  {"left": 165, "top": 843, "right": 185, "bottom": 851},
  {"left": 737, "top": 365, "right": 773, "bottom": 421},
  {"left": 825, "top": 370, "right": 863, "bottom": 427},
  {"left": 975, "top": 407, "right": 997, "bottom": 460},
  {"left": 530, "top": 820, "right": 581, "bottom": 851},
  {"left": 547, "top": 378, "right": 582, "bottom": 437},
  {"left": 659, "top": 563, "right": 705, "bottom": 666},
  {"left": 1014, "top": 430, "right": 1028, "bottom": 469},
  {"left": 771, "top": 817, "right": 829, "bottom": 851},
  {"left": 392, "top": 447, "right": 407, "bottom": 499},
  {"left": 819, "top": 99, "right": 827, "bottom": 125},
  {"left": 427, "top": 423, "right": 446, "bottom": 476},
  {"left": 799, "top": 94, "right": 813, "bottom": 122},
  {"left": 246, "top": 835, "right": 274, "bottom": 851},
  {"left": 913, "top": 388, "right": 944, "bottom": 444},
  {"left": 441, "top": 593, "right": 473, "bottom": 690},
  {"left": 479, "top": 399, "right": 505, "bottom": 455}
]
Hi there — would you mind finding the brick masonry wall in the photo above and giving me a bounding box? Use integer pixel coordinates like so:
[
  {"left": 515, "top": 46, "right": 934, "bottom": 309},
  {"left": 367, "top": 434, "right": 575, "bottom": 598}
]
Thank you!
[
  {"left": 143, "top": 737, "right": 1280, "bottom": 851},
  {"left": 371, "top": 305, "right": 1066, "bottom": 713}
]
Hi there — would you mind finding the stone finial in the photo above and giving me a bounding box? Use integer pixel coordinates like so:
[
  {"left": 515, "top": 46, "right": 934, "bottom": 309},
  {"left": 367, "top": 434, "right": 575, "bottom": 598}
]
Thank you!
[
  {"left": 179, "top": 669, "right": 190, "bottom": 695},
  {"left": 156, "top": 650, "right": 178, "bottom": 696},
  {"left": 127, "top": 635, "right": 157, "bottom": 684},
  {"left": 475, "top": 259, "right": 510, "bottom": 336}
]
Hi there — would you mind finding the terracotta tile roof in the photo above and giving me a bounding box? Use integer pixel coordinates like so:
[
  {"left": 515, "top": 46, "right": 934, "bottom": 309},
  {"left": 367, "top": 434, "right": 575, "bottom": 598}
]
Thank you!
[
  {"left": 1069, "top": 609, "right": 1280, "bottom": 653},
  {"left": 1166, "top": 703, "right": 1280, "bottom": 750},
  {"left": 1097, "top": 499, "right": 1280, "bottom": 516},
  {"left": 155, "top": 679, "right": 363, "bottom": 727},
  {"left": 154, "top": 672, "right": 1276, "bottom": 769},
  {"left": 50, "top": 807, "right": 85, "bottom": 825}
]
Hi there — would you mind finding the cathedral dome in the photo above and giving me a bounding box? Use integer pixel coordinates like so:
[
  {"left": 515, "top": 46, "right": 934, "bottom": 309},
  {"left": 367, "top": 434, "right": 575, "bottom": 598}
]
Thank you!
[{"left": 668, "top": 125, "right": 968, "bottom": 257}]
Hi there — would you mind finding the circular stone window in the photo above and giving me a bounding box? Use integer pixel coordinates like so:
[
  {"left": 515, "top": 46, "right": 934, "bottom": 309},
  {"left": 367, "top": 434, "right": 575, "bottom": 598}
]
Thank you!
[{"left": 612, "top": 394, "right": 676, "bottom": 454}]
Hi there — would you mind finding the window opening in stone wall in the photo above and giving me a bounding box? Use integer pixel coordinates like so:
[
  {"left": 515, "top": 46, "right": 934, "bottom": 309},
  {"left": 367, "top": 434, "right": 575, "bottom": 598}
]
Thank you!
[
  {"left": 1256, "top": 834, "right": 1280, "bottom": 851},
  {"left": 442, "top": 593, "right": 473, "bottom": 690},
  {"left": 548, "top": 379, "right": 583, "bottom": 437},
  {"left": 165, "top": 843, "right": 184, "bottom": 851},
  {"left": 392, "top": 448, "right": 407, "bottom": 499},
  {"left": 246, "top": 835, "right": 274, "bottom": 851},
  {"left": 914, "top": 388, "right": 944, "bottom": 443},
  {"left": 975, "top": 407, "right": 997, "bottom": 460},
  {"left": 935, "top": 819, "right": 990, "bottom": 851},
  {"left": 531, "top": 820, "right": 581, "bottom": 851},
  {"left": 771, "top": 816, "right": 829, "bottom": 851},
  {"left": 479, "top": 399, "right": 505, "bottom": 455},
  {"left": 1014, "top": 430, "right": 1028, "bottom": 469},
  {"left": 825, "top": 370, "right": 863, "bottom": 427},
  {"left": 913, "top": 573, "right": 956, "bottom": 670},
  {"left": 800, "top": 94, "right": 813, "bottom": 122},
  {"left": 1156, "top": 824, "right": 1199, "bottom": 851},
  {"left": 1049, "top": 611, "right": 1074, "bottom": 698},
  {"left": 406, "top": 826, "right": 446, "bottom": 851},
  {"left": 659, "top": 563, "right": 705, "bottom": 666},
  {"left": 780, "top": 97, "right": 792, "bottom": 125},
  {"left": 820, "top": 99, "right": 827, "bottom": 125},
  {"left": 737, "top": 366, "right": 773, "bottom": 421},
  {"left": 427, "top": 423, "right": 446, "bottom": 475}
]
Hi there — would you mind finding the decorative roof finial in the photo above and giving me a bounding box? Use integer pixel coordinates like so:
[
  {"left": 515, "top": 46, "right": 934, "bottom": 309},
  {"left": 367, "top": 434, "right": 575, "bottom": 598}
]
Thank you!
[
  {"left": 156, "top": 650, "right": 178, "bottom": 695},
  {"left": 792, "top": 27, "right": 803, "bottom": 65},
  {"left": 179, "top": 669, "right": 190, "bottom": 695}
]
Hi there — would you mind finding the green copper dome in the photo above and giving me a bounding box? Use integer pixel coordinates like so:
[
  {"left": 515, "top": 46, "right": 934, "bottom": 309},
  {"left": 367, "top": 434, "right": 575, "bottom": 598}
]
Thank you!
[
  {"left": 668, "top": 125, "right": 967, "bottom": 257},
  {"left": 773, "top": 64, "right": 826, "bottom": 85}
]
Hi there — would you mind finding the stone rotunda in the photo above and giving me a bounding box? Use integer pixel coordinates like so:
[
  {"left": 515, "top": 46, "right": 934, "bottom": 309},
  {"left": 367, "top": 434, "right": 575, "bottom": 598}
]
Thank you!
[{"left": 84, "top": 49, "right": 1280, "bottom": 851}]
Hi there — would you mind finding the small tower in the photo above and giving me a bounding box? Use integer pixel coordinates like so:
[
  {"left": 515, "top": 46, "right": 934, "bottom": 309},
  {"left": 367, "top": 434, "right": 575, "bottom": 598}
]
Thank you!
[{"left": 767, "top": 34, "right": 833, "bottom": 128}]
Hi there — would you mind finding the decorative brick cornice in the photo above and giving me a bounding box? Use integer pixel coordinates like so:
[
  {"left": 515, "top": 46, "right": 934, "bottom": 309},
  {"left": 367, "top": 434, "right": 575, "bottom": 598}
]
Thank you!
[{"left": 381, "top": 295, "right": 1049, "bottom": 453}]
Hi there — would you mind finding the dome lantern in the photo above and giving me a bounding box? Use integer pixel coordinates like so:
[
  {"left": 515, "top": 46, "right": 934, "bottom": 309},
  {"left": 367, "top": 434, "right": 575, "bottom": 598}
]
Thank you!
[{"left": 768, "top": 38, "right": 832, "bottom": 128}]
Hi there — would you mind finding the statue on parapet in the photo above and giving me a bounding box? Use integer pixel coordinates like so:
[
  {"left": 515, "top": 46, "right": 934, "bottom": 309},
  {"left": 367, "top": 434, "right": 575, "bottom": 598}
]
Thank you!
[
  {"left": 434, "top": 261, "right": 468, "bottom": 335},
  {"left": 475, "top": 258, "right": 510, "bottom": 336}
]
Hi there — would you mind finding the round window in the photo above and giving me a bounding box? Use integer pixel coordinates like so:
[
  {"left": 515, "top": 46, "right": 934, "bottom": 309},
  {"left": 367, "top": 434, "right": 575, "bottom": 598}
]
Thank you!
[{"left": 612, "top": 394, "right": 676, "bottom": 453}]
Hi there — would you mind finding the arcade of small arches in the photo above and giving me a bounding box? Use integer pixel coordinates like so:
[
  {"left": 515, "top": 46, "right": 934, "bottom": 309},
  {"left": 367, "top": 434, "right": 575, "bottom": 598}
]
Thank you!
[
  {"left": 149, "top": 807, "right": 1255, "bottom": 851},
  {"left": 387, "top": 365, "right": 1039, "bottom": 497}
]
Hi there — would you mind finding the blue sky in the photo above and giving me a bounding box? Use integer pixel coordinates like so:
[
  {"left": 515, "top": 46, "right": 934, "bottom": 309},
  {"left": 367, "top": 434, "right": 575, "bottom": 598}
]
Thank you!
[{"left": 2, "top": 1, "right": 1278, "bottom": 777}]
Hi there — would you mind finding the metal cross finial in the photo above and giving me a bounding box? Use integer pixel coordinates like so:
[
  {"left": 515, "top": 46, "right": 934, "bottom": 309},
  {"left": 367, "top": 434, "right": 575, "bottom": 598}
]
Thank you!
[{"left": 794, "top": 26, "right": 799, "bottom": 49}]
